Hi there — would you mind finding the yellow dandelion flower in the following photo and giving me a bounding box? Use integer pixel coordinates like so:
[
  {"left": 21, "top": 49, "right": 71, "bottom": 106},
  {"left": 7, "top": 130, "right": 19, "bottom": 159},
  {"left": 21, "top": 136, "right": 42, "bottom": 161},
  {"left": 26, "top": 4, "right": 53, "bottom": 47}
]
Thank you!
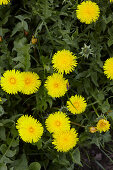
[
  {"left": 76, "top": 1, "right": 100, "bottom": 24},
  {"left": 52, "top": 128, "right": 79, "bottom": 152},
  {"left": 103, "top": 58, "right": 113, "bottom": 80},
  {"left": 45, "top": 73, "right": 68, "bottom": 98},
  {"left": 1, "top": 70, "right": 23, "bottom": 94},
  {"left": 89, "top": 127, "right": 97, "bottom": 133},
  {"left": 0, "top": 0, "right": 10, "bottom": 5},
  {"left": 110, "top": 0, "right": 113, "bottom": 2},
  {"left": 45, "top": 111, "right": 70, "bottom": 133},
  {"left": 52, "top": 49, "right": 77, "bottom": 74},
  {"left": 21, "top": 72, "right": 41, "bottom": 95},
  {"left": 96, "top": 119, "right": 110, "bottom": 133},
  {"left": 16, "top": 115, "right": 43, "bottom": 143},
  {"left": 67, "top": 95, "right": 87, "bottom": 114}
]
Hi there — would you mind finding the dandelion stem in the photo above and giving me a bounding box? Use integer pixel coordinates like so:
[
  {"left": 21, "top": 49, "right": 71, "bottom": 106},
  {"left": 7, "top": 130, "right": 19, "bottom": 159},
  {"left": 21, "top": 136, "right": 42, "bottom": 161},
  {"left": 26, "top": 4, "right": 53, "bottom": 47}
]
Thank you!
[
  {"left": 71, "top": 121, "right": 85, "bottom": 128},
  {"left": 0, "top": 136, "right": 15, "bottom": 163},
  {"left": 66, "top": 93, "right": 78, "bottom": 111},
  {"left": 92, "top": 105, "right": 99, "bottom": 117}
]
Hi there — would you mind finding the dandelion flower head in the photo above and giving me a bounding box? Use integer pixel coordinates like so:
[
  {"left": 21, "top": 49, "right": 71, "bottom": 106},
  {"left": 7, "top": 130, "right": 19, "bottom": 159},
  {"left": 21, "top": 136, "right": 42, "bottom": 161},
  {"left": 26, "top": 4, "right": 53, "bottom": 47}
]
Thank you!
[
  {"left": 103, "top": 58, "right": 113, "bottom": 80},
  {"left": 96, "top": 119, "right": 110, "bottom": 133},
  {"left": 52, "top": 128, "right": 79, "bottom": 152},
  {"left": 67, "top": 94, "right": 87, "bottom": 114},
  {"left": 52, "top": 49, "right": 77, "bottom": 74},
  {"left": 1, "top": 70, "right": 23, "bottom": 94},
  {"left": 21, "top": 72, "right": 41, "bottom": 95},
  {"left": 45, "top": 73, "right": 68, "bottom": 98},
  {"left": 89, "top": 127, "right": 97, "bottom": 133},
  {"left": 45, "top": 111, "right": 70, "bottom": 133},
  {"left": 76, "top": 1, "right": 100, "bottom": 24},
  {"left": 0, "top": 0, "right": 10, "bottom": 5},
  {"left": 16, "top": 115, "right": 43, "bottom": 143}
]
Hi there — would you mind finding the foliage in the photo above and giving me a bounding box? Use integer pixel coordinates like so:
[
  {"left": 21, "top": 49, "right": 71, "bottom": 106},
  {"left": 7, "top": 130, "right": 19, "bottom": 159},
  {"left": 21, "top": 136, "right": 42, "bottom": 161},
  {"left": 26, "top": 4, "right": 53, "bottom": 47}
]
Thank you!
[{"left": 0, "top": 0, "right": 113, "bottom": 169}]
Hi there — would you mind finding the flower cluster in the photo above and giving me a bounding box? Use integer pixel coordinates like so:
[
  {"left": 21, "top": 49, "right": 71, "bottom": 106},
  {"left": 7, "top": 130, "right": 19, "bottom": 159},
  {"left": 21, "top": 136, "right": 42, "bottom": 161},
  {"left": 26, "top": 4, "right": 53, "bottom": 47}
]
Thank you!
[
  {"left": 16, "top": 115, "right": 43, "bottom": 143},
  {"left": 0, "top": 70, "right": 41, "bottom": 95},
  {"left": 45, "top": 49, "right": 78, "bottom": 98},
  {"left": 89, "top": 119, "right": 110, "bottom": 133},
  {"left": 45, "top": 111, "right": 79, "bottom": 152},
  {"left": 44, "top": 48, "right": 78, "bottom": 98}
]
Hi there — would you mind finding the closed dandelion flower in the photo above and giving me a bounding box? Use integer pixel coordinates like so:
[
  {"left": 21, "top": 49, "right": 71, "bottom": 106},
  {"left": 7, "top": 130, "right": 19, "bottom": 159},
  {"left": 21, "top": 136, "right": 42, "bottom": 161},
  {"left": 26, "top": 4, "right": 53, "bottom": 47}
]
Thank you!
[
  {"left": 45, "top": 111, "right": 70, "bottom": 133},
  {"left": 31, "top": 36, "right": 38, "bottom": 44},
  {"left": 96, "top": 119, "right": 110, "bottom": 133},
  {"left": 1, "top": 70, "right": 23, "bottom": 94},
  {"left": 0, "top": 36, "right": 2, "bottom": 42},
  {"left": 21, "top": 72, "right": 41, "bottom": 95},
  {"left": 0, "top": 0, "right": 10, "bottom": 5},
  {"left": 89, "top": 127, "right": 97, "bottom": 133},
  {"left": 76, "top": 1, "right": 100, "bottom": 24},
  {"left": 67, "top": 95, "right": 87, "bottom": 114},
  {"left": 52, "top": 128, "right": 79, "bottom": 152},
  {"left": 45, "top": 73, "right": 68, "bottom": 98},
  {"left": 16, "top": 115, "right": 43, "bottom": 143},
  {"left": 52, "top": 49, "right": 77, "bottom": 74},
  {"left": 103, "top": 58, "right": 113, "bottom": 80}
]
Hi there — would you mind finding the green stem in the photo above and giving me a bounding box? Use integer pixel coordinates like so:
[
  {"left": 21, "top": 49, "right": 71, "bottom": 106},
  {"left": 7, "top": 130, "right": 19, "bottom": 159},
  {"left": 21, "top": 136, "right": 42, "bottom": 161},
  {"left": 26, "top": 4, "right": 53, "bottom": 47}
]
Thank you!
[
  {"left": 92, "top": 105, "right": 99, "bottom": 117},
  {"left": 0, "top": 136, "right": 15, "bottom": 163},
  {"left": 31, "top": 55, "right": 39, "bottom": 65},
  {"left": 37, "top": 13, "right": 55, "bottom": 48},
  {"left": 71, "top": 121, "right": 85, "bottom": 128},
  {"left": 87, "top": 101, "right": 98, "bottom": 107},
  {"left": 66, "top": 93, "right": 78, "bottom": 111}
]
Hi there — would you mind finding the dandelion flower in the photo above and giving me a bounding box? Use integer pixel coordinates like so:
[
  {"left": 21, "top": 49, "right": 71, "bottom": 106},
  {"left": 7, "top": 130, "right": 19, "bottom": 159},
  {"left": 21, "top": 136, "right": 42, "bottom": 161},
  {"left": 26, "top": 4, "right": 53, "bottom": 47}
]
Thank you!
[
  {"left": 31, "top": 36, "right": 38, "bottom": 44},
  {"left": 76, "top": 1, "right": 100, "bottom": 24},
  {"left": 45, "top": 73, "right": 68, "bottom": 98},
  {"left": 103, "top": 58, "right": 113, "bottom": 80},
  {"left": 52, "top": 128, "right": 79, "bottom": 152},
  {"left": 67, "top": 95, "right": 87, "bottom": 114},
  {"left": 52, "top": 49, "right": 77, "bottom": 74},
  {"left": 0, "top": 0, "right": 10, "bottom": 5},
  {"left": 0, "top": 36, "right": 2, "bottom": 42},
  {"left": 21, "top": 72, "right": 41, "bottom": 95},
  {"left": 1, "top": 70, "right": 23, "bottom": 94},
  {"left": 45, "top": 111, "right": 70, "bottom": 133},
  {"left": 16, "top": 115, "right": 43, "bottom": 143},
  {"left": 89, "top": 127, "right": 97, "bottom": 133},
  {"left": 96, "top": 119, "right": 110, "bottom": 133}
]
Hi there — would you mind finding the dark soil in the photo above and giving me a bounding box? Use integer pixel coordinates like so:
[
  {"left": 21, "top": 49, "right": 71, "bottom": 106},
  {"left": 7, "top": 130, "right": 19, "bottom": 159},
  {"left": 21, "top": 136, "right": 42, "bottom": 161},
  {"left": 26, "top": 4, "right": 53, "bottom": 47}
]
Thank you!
[{"left": 79, "top": 144, "right": 113, "bottom": 170}]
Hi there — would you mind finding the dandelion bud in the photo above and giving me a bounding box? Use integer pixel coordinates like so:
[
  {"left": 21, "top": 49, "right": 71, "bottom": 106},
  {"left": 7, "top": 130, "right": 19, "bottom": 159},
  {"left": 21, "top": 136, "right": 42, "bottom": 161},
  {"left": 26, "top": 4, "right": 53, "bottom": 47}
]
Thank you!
[{"left": 89, "top": 127, "right": 97, "bottom": 133}]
